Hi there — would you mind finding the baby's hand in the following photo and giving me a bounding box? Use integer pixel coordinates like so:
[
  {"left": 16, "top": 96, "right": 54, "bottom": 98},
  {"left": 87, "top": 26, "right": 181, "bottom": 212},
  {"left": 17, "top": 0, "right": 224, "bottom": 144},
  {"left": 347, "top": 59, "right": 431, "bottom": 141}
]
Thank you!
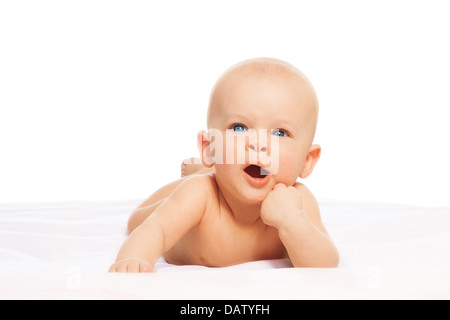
[
  {"left": 109, "top": 258, "right": 153, "bottom": 273},
  {"left": 260, "top": 183, "right": 304, "bottom": 229}
]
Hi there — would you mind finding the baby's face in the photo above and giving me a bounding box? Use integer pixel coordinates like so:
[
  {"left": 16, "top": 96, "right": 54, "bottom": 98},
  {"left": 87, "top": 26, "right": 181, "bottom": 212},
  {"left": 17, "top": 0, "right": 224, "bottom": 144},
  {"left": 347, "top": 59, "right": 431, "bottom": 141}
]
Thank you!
[{"left": 205, "top": 65, "right": 319, "bottom": 204}]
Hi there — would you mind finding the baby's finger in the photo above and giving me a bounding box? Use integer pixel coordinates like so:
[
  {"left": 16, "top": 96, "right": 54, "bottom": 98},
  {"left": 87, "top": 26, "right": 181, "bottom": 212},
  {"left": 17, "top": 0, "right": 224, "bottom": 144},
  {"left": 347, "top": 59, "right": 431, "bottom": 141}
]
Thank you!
[
  {"left": 127, "top": 262, "right": 140, "bottom": 273},
  {"left": 273, "top": 183, "right": 286, "bottom": 190},
  {"left": 108, "top": 265, "right": 117, "bottom": 272},
  {"left": 140, "top": 262, "right": 152, "bottom": 273},
  {"left": 116, "top": 262, "right": 129, "bottom": 273}
]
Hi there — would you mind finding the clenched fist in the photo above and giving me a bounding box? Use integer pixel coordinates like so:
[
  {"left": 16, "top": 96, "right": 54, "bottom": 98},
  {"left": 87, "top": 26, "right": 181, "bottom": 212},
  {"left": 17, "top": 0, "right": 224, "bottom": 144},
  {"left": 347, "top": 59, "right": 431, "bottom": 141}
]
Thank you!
[{"left": 260, "top": 183, "right": 304, "bottom": 229}]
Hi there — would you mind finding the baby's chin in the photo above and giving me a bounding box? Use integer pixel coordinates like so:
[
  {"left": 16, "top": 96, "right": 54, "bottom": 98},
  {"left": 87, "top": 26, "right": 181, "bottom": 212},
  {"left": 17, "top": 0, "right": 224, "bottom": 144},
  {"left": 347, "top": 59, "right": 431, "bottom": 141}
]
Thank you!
[
  {"left": 236, "top": 180, "right": 275, "bottom": 204},
  {"left": 216, "top": 175, "right": 270, "bottom": 205},
  {"left": 241, "top": 190, "right": 269, "bottom": 205}
]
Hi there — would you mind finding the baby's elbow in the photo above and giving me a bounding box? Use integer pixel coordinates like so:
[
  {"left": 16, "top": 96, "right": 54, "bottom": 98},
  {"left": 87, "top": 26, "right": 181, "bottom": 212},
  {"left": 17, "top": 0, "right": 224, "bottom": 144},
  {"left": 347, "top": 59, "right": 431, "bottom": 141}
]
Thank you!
[
  {"left": 327, "top": 250, "right": 340, "bottom": 268},
  {"left": 315, "top": 249, "right": 340, "bottom": 268},
  {"left": 315, "top": 256, "right": 339, "bottom": 268},
  {"left": 327, "top": 255, "right": 340, "bottom": 268},
  {"left": 321, "top": 241, "right": 340, "bottom": 268}
]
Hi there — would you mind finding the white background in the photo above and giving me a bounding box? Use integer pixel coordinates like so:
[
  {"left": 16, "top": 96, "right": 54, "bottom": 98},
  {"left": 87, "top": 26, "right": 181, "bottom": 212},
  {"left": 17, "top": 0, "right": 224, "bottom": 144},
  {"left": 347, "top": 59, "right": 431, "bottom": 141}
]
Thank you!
[{"left": 1, "top": 1, "right": 449, "bottom": 206}]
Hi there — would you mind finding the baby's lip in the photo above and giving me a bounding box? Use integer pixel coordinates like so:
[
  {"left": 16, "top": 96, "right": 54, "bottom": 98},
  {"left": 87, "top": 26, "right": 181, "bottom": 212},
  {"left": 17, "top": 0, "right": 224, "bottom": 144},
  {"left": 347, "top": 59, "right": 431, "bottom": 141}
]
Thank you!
[{"left": 242, "top": 164, "right": 272, "bottom": 187}]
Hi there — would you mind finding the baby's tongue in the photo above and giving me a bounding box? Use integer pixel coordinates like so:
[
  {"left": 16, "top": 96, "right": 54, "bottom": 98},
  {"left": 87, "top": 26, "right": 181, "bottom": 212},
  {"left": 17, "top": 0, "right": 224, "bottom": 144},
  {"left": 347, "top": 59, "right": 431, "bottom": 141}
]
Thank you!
[{"left": 245, "top": 165, "right": 268, "bottom": 178}]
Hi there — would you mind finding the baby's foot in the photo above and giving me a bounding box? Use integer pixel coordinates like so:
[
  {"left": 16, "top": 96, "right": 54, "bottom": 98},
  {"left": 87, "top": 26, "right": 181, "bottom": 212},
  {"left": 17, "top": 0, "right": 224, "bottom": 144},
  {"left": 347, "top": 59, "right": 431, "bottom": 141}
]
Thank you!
[{"left": 181, "top": 157, "right": 205, "bottom": 177}]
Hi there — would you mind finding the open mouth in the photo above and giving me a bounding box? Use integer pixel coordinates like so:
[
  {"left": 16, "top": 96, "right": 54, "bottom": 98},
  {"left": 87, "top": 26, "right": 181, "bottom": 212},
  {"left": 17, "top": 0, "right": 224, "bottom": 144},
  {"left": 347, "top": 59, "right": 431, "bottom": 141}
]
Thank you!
[{"left": 244, "top": 165, "right": 271, "bottom": 179}]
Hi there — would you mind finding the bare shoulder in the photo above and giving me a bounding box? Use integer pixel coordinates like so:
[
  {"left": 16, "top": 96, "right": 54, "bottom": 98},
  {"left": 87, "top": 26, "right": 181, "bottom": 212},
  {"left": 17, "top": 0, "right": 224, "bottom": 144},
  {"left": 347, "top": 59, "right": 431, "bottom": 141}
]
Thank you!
[
  {"left": 172, "top": 173, "right": 218, "bottom": 205},
  {"left": 179, "top": 173, "right": 217, "bottom": 192},
  {"left": 149, "top": 173, "right": 218, "bottom": 233},
  {"left": 293, "top": 182, "right": 327, "bottom": 234}
]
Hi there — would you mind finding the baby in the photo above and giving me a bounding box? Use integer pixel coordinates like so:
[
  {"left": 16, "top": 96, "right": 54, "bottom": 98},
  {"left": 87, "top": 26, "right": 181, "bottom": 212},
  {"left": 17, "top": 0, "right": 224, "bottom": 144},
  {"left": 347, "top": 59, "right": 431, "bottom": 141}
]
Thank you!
[{"left": 109, "top": 58, "right": 339, "bottom": 272}]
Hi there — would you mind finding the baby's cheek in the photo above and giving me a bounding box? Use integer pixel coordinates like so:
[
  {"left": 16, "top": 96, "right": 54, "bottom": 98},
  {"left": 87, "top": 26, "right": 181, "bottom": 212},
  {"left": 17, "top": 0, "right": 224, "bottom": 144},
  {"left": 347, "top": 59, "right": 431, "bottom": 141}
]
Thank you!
[{"left": 275, "top": 152, "right": 302, "bottom": 184}]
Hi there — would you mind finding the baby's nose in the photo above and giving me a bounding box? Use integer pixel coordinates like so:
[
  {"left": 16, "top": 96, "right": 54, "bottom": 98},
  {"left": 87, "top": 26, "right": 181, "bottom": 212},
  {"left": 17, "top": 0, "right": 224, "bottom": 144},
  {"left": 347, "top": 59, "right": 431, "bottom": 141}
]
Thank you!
[
  {"left": 248, "top": 144, "right": 267, "bottom": 152},
  {"left": 247, "top": 132, "right": 268, "bottom": 152}
]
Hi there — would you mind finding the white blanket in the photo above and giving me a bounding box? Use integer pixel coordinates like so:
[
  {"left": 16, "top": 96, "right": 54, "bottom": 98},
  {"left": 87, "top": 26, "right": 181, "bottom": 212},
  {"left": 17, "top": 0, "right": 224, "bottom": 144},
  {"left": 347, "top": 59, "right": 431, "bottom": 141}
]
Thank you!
[{"left": 1, "top": 199, "right": 449, "bottom": 299}]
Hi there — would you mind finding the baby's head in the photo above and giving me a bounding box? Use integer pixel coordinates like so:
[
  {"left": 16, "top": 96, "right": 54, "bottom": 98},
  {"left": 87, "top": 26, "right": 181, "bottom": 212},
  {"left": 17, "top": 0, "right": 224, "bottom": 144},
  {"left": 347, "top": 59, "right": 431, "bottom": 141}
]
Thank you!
[{"left": 199, "top": 58, "right": 321, "bottom": 204}]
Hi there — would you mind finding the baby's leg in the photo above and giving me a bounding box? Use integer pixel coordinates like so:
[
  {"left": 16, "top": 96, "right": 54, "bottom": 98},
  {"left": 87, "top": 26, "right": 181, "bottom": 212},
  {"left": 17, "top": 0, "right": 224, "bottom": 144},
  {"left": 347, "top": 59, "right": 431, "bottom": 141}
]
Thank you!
[{"left": 181, "top": 157, "right": 214, "bottom": 177}]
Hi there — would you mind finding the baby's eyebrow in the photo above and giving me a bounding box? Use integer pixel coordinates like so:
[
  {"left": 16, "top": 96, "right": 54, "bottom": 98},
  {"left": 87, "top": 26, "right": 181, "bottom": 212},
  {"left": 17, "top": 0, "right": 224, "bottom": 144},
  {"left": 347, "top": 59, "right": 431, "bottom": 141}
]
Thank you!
[{"left": 265, "top": 117, "right": 299, "bottom": 131}]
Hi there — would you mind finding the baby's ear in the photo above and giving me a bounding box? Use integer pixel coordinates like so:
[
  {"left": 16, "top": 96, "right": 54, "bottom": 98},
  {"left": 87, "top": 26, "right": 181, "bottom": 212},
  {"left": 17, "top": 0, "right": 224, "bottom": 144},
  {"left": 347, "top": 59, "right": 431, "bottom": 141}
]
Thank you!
[
  {"left": 299, "top": 144, "right": 321, "bottom": 179},
  {"left": 197, "top": 130, "right": 214, "bottom": 168}
]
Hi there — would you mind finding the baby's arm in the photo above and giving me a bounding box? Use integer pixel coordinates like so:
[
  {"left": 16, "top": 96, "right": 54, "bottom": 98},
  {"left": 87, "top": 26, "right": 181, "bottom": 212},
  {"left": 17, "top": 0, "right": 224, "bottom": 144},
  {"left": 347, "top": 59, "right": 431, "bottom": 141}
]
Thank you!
[
  {"left": 109, "top": 175, "right": 208, "bottom": 272},
  {"left": 261, "top": 183, "right": 339, "bottom": 268}
]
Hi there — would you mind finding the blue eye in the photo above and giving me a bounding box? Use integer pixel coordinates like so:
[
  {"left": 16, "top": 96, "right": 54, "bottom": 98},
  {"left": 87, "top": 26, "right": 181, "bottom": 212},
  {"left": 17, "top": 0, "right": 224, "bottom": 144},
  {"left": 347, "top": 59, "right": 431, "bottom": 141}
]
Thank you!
[
  {"left": 272, "top": 129, "right": 286, "bottom": 137},
  {"left": 232, "top": 124, "right": 246, "bottom": 132}
]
